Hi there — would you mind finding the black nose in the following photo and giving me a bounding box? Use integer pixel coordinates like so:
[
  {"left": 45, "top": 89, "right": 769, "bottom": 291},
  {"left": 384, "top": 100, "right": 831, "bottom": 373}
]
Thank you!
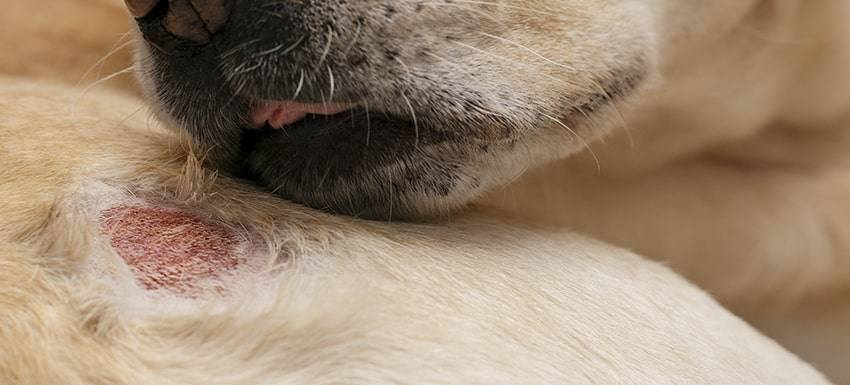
[{"left": 128, "top": 0, "right": 232, "bottom": 47}]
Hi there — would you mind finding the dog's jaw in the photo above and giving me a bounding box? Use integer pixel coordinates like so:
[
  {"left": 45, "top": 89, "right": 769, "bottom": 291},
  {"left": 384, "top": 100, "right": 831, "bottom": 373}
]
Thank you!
[{"left": 132, "top": 0, "right": 657, "bottom": 220}]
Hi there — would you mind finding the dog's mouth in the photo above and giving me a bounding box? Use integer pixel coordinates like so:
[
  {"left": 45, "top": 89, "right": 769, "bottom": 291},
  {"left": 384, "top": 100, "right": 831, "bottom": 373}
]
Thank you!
[
  {"left": 243, "top": 97, "right": 434, "bottom": 158},
  {"left": 242, "top": 93, "right": 464, "bottom": 160},
  {"left": 250, "top": 101, "right": 356, "bottom": 130},
  {"left": 237, "top": 71, "right": 639, "bottom": 219}
]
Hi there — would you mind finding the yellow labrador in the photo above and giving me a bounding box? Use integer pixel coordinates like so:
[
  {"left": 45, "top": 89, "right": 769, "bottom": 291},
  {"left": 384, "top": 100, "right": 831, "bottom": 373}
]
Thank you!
[
  {"left": 124, "top": 0, "right": 850, "bottom": 380},
  {"left": 0, "top": 0, "right": 836, "bottom": 384}
]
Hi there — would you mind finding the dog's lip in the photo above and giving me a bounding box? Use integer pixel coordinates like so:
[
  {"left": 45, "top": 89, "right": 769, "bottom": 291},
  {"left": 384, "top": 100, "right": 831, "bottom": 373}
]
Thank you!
[{"left": 250, "top": 101, "right": 355, "bottom": 129}]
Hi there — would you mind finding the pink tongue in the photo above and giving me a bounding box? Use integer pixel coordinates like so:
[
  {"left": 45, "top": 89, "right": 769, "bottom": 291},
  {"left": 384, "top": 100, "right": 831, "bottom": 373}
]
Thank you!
[{"left": 251, "top": 101, "right": 352, "bottom": 129}]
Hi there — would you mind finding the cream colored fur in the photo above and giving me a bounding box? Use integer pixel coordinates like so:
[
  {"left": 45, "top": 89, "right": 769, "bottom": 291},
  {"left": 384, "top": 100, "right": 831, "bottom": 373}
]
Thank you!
[
  {"left": 0, "top": 78, "right": 830, "bottom": 384},
  {"left": 483, "top": 0, "right": 850, "bottom": 306},
  {"left": 476, "top": 3, "right": 850, "bottom": 382},
  {"left": 0, "top": 0, "right": 844, "bottom": 384}
]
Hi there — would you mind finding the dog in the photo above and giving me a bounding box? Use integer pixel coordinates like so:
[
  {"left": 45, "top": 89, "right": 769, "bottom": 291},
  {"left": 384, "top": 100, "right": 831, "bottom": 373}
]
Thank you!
[
  {"left": 129, "top": 0, "right": 850, "bottom": 300},
  {"left": 126, "top": 0, "right": 850, "bottom": 382},
  {"left": 0, "top": 0, "right": 837, "bottom": 383}
]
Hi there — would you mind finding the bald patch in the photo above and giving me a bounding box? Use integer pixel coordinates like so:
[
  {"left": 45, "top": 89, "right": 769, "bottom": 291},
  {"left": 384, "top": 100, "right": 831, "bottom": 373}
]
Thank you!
[{"left": 99, "top": 204, "right": 243, "bottom": 295}]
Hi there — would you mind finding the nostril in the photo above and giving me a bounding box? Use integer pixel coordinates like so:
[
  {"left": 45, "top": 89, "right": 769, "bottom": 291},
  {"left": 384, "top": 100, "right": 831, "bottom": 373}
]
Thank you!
[
  {"left": 125, "top": 0, "right": 161, "bottom": 18},
  {"left": 135, "top": 0, "right": 234, "bottom": 52},
  {"left": 189, "top": 0, "right": 233, "bottom": 35},
  {"left": 165, "top": 0, "right": 214, "bottom": 43}
]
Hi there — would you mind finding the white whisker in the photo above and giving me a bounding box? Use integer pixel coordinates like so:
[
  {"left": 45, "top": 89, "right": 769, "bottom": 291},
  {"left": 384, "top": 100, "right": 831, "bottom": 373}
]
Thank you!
[
  {"left": 72, "top": 66, "right": 137, "bottom": 116},
  {"left": 317, "top": 27, "right": 334, "bottom": 67},
  {"left": 327, "top": 65, "right": 335, "bottom": 101},
  {"left": 401, "top": 93, "right": 420, "bottom": 149},
  {"left": 292, "top": 69, "right": 306, "bottom": 100},
  {"left": 77, "top": 32, "right": 132, "bottom": 87},
  {"left": 541, "top": 112, "right": 601, "bottom": 174},
  {"left": 394, "top": 57, "right": 420, "bottom": 149},
  {"left": 280, "top": 36, "right": 306, "bottom": 56}
]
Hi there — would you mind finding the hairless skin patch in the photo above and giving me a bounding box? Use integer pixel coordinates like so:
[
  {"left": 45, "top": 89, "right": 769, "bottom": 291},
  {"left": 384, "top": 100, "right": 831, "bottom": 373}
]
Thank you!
[{"left": 99, "top": 204, "right": 244, "bottom": 296}]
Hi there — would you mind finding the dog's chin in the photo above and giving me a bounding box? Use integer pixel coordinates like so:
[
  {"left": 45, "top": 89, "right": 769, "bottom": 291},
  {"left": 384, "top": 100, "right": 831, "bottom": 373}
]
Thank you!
[{"left": 242, "top": 108, "right": 489, "bottom": 220}]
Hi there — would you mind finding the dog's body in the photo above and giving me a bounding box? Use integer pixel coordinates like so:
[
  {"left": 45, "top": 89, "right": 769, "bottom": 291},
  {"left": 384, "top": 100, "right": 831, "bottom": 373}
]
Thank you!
[
  {"left": 128, "top": 1, "right": 850, "bottom": 379},
  {"left": 1, "top": 0, "right": 849, "bottom": 383},
  {"left": 0, "top": 71, "right": 832, "bottom": 385}
]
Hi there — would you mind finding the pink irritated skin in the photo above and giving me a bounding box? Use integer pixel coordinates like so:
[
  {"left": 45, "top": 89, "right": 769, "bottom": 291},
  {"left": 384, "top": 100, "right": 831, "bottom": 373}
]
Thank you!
[
  {"left": 99, "top": 204, "right": 243, "bottom": 296},
  {"left": 251, "top": 101, "right": 353, "bottom": 129}
]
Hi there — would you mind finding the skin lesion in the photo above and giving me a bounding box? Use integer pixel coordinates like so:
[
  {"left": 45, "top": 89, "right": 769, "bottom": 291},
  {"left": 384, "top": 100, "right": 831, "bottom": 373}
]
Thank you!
[{"left": 99, "top": 204, "right": 244, "bottom": 295}]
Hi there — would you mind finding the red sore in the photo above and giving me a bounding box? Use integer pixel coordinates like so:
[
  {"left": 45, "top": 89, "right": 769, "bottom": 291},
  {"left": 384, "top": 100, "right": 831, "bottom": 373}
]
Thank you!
[{"left": 99, "top": 204, "right": 241, "bottom": 294}]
